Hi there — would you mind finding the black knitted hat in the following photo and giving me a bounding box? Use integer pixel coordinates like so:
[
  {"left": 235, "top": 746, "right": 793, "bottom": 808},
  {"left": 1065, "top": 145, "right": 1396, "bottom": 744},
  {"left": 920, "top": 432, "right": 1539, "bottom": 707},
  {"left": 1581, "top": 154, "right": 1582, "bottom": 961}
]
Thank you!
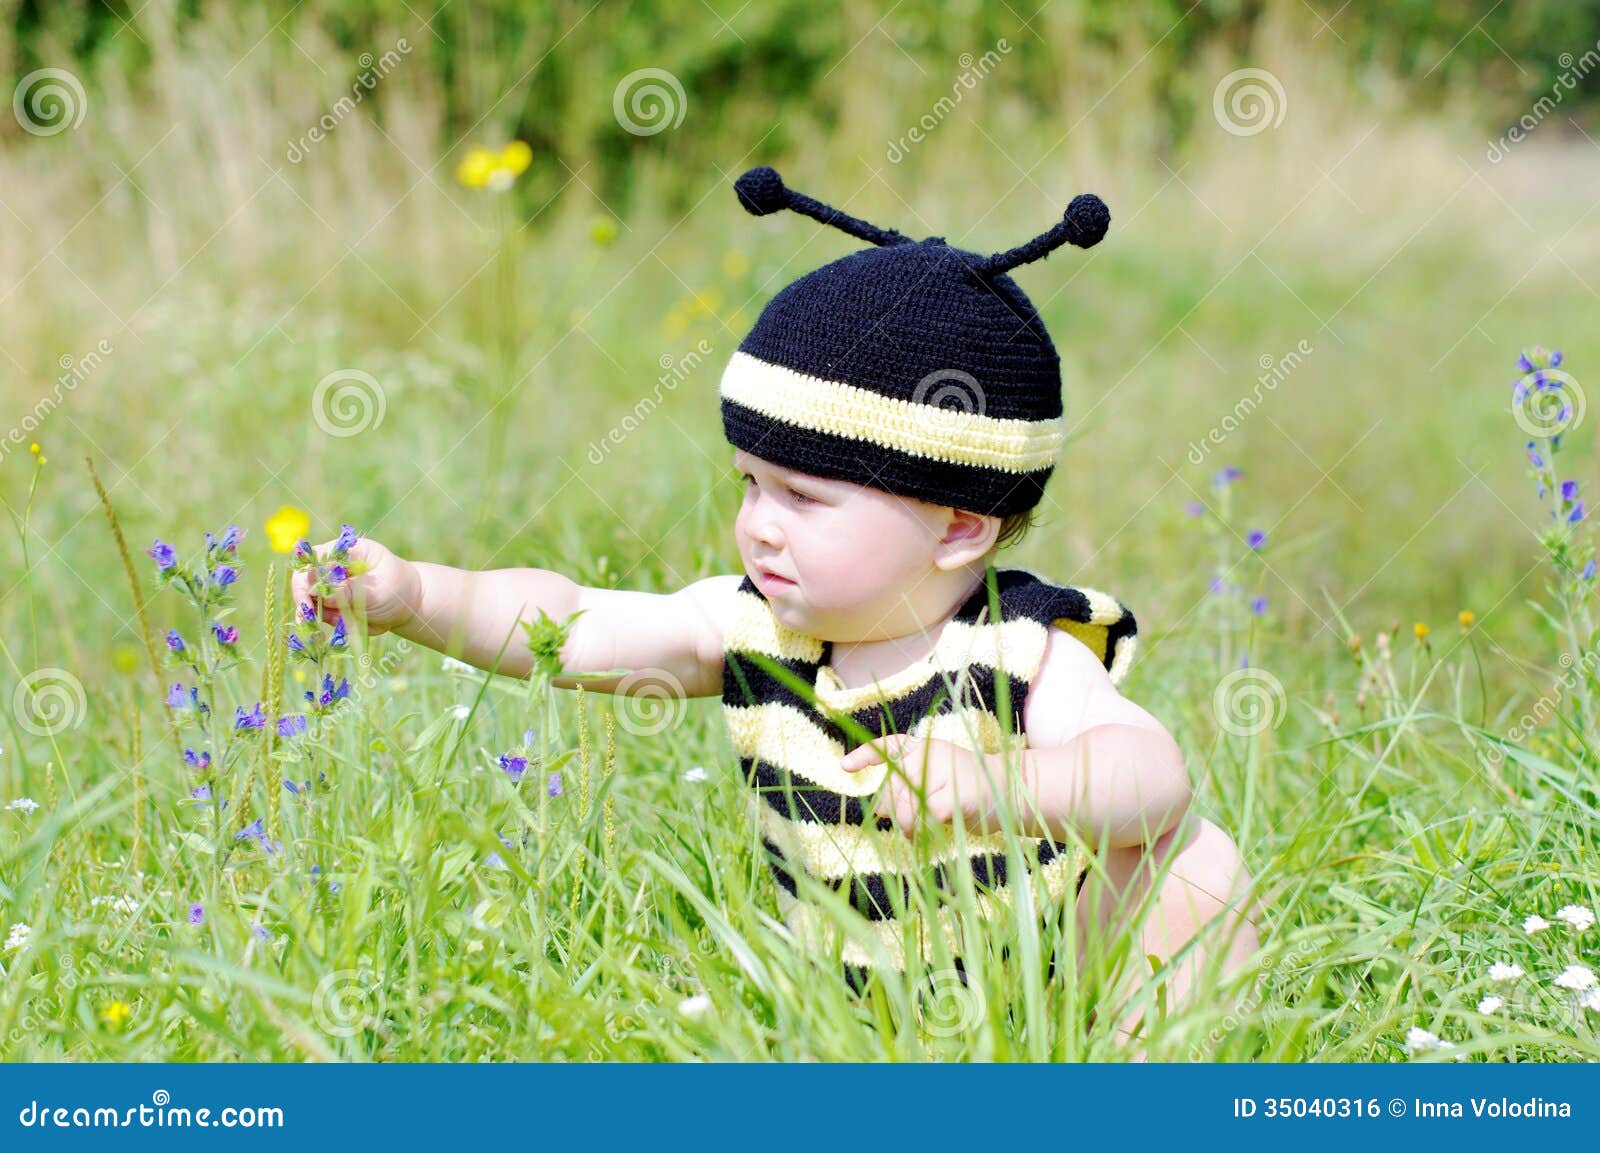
[{"left": 720, "top": 166, "right": 1109, "bottom": 518}]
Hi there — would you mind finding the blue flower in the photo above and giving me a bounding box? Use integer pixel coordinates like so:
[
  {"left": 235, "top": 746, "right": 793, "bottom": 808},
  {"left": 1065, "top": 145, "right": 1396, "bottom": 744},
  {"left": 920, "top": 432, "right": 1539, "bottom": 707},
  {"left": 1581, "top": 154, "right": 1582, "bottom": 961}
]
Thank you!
[
  {"left": 277, "top": 714, "right": 307, "bottom": 738},
  {"left": 1527, "top": 441, "right": 1544, "bottom": 469},
  {"left": 217, "top": 525, "right": 242, "bottom": 553},
  {"left": 1552, "top": 349, "right": 1564, "bottom": 367},
  {"left": 211, "top": 622, "right": 239, "bottom": 646},
  {"left": 234, "top": 702, "right": 267, "bottom": 730},
  {"left": 297, "top": 601, "right": 317, "bottom": 624},
  {"left": 1585, "top": 558, "right": 1597, "bottom": 581},
  {"left": 286, "top": 632, "right": 305, "bottom": 653},
  {"left": 188, "top": 903, "right": 205, "bottom": 925},
  {"left": 182, "top": 747, "right": 211, "bottom": 771},
  {"left": 499, "top": 753, "right": 528, "bottom": 783},
  {"left": 325, "top": 564, "right": 348, "bottom": 586},
  {"left": 305, "top": 674, "right": 351, "bottom": 710},
  {"left": 147, "top": 539, "right": 177, "bottom": 570},
  {"left": 1517, "top": 352, "right": 1534, "bottom": 373},
  {"left": 330, "top": 617, "right": 347, "bottom": 648},
  {"left": 211, "top": 564, "right": 238, "bottom": 588},
  {"left": 251, "top": 922, "right": 273, "bottom": 943},
  {"left": 1570, "top": 500, "right": 1586, "bottom": 524},
  {"left": 1184, "top": 501, "right": 1204, "bottom": 517},
  {"left": 1562, "top": 480, "right": 1579, "bottom": 504},
  {"left": 166, "top": 629, "right": 185, "bottom": 653},
  {"left": 188, "top": 784, "right": 212, "bottom": 803},
  {"left": 293, "top": 538, "right": 315, "bottom": 563},
  {"left": 1247, "top": 530, "right": 1267, "bottom": 549},
  {"left": 522, "top": 726, "right": 537, "bottom": 748},
  {"left": 1207, "top": 576, "right": 1224, "bottom": 594},
  {"left": 1213, "top": 466, "right": 1242, "bottom": 487},
  {"left": 1249, "top": 596, "right": 1268, "bottom": 616},
  {"left": 334, "top": 524, "right": 359, "bottom": 552},
  {"left": 547, "top": 772, "right": 563, "bottom": 798},
  {"left": 167, "top": 682, "right": 194, "bottom": 709}
]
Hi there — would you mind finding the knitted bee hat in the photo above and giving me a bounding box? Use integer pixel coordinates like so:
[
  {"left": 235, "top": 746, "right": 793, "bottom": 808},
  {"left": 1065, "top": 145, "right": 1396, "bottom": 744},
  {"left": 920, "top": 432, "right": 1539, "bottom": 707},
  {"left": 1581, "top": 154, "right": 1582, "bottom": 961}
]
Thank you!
[{"left": 720, "top": 166, "right": 1109, "bottom": 518}]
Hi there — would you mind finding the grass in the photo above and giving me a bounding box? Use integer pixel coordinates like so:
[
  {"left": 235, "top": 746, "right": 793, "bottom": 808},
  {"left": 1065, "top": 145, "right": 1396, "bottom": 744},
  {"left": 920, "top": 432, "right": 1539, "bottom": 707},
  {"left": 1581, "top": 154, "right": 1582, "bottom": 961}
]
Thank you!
[{"left": 2, "top": 2, "right": 1600, "bottom": 1061}]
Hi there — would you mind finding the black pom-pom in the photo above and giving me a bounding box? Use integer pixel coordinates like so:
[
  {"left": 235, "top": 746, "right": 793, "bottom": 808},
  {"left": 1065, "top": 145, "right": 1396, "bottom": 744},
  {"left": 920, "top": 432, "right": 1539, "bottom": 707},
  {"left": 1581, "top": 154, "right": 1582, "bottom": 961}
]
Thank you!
[
  {"left": 1062, "top": 193, "right": 1110, "bottom": 249},
  {"left": 734, "top": 167, "right": 790, "bottom": 216}
]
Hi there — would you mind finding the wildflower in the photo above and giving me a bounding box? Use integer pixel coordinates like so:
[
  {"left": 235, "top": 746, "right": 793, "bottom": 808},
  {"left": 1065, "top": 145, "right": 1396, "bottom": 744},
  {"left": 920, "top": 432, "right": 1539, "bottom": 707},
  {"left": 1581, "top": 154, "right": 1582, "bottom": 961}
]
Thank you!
[
  {"left": 499, "top": 753, "right": 528, "bottom": 783},
  {"left": 547, "top": 771, "right": 563, "bottom": 798},
  {"left": 1207, "top": 576, "right": 1224, "bottom": 594},
  {"left": 1553, "top": 964, "right": 1596, "bottom": 991},
  {"left": 330, "top": 617, "right": 347, "bottom": 648},
  {"left": 442, "top": 656, "right": 477, "bottom": 675},
  {"left": 456, "top": 141, "right": 532, "bottom": 191},
  {"left": 324, "top": 563, "right": 348, "bottom": 586},
  {"left": 1569, "top": 501, "right": 1586, "bottom": 524},
  {"left": 293, "top": 538, "right": 315, "bottom": 563},
  {"left": 4, "top": 797, "right": 40, "bottom": 814},
  {"left": 211, "top": 622, "right": 239, "bottom": 646},
  {"left": 1458, "top": 610, "right": 1475, "bottom": 630},
  {"left": 286, "top": 632, "right": 306, "bottom": 653},
  {"left": 1477, "top": 995, "right": 1503, "bottom": 1015},
  {"left": 1213, "top": 466, "right": 1241, "bottom": 487},
  {"left": 166, "top": 683, "right": 203, "bottom": 711},
  {"left": 3, "top": 922, "right": 29, "bottom": 951},
  {"left": 188, "top": 784, "right": 212, "bottom": 803},
  {"left": 1527, "top": 441, "right": 1544, "bottom": 468},
  {"left": 1523, "top": 914, "right": 1551, "bottom": 934},
  {"left": 1488, "top": 961, "right": 1525, "bottom": 982},
  {"left": 217, "top": 525, "right": 243, "bottom": 553},
  {"left": 590, "top": 215, "right": 619, "bottom": 246},
  {"left": 449, "top": 704, "right": 471, "bottom": 720},
  {"left": 298, "top": 601, "right": 317, "bottom": 624},
  {"left": 1555, "top": 904, "right": 1596, "bottom": 932},
  {"left": 678, "top": 993, "right": 712, "bottom": 1015},
  {"left": 234, "top": 818, "right": 266, "bottom": 843},
  {"left": 99, "top": 1000, "right": 131, "bottom": 1029},
  {"left": 147, "top": 539, "right": 177, "bottom": 570},
  {"left": 182, "top": 748, "right": 212, "bottom": 771},
  {"left": 1249, "top": 596, "right": 1268, "bottom": 616},
  {"left": 234, "top": 702, "right": 267, "bottom": 730},
  {"left": 305, "top": 674, "right": 351, "bottom": 710},
  {"left": 1585, "top": 559, "right": 1597, "bottom": 582},
  {"left": 166, "top": 629, "right": 185, "bottom": 653},
  {"left": 1561, "top": 480, "right": 1579, "bottom": 504},
  {"left": 1246, "top": 530, "right": 1266, "bottom": 550},
  {"left": 265, "top": 506, "right": 311, "bottom": 554},
  {"left": 188, "top": 903, "right": 205, "bottom": 925},
  {"left": 1404, "top": 1026, "right": 1444, "bottom": 1054},
  {"left": 277, "top": 714, "right": 307, "bottom": 738},
  {"left": 522, "top": 726, "right": 537, "bottom": 748},
  {"left": 251, "top": 922, "right": 273, "bottom": 943},
  {"left": 1184, "top": 501, "right": 1204, "bottom": 517},
  {"left": 309, "top": 864, "right": 342, "bottom": 894},
  {"left": 211, "top": 564, "right": 238, "bottom": 588},
  {"left": 1413, "top": 621, "right": 1430, "bottom": 642},
  {"left": 1583, "top": 989, "right": 1600, "bottom": 1013},
  {"left": 333, "top": 524, "right": 359, "bottom": 552}
]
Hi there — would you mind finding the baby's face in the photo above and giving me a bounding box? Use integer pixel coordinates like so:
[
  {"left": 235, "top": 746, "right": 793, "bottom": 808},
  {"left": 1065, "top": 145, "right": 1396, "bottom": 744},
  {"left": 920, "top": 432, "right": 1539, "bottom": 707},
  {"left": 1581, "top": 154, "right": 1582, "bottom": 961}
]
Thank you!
[{"left": 731, "top": 448, "right": 983, "bottom": 642}]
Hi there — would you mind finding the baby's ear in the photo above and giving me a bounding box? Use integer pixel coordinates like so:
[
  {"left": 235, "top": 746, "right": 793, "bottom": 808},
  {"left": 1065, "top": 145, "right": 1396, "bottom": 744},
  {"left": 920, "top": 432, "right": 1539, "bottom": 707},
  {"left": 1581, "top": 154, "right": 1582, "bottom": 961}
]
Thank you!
[{"left": 933, "top": 507, "right": 1000, "bottom": 568}]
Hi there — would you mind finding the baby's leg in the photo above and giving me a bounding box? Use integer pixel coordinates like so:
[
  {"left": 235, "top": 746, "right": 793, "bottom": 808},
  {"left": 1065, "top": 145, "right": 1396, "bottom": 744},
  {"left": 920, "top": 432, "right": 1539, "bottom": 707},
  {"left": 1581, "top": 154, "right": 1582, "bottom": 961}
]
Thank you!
[{"left": 1072, "top": 815, "right": 1261, "bottom": 1055}]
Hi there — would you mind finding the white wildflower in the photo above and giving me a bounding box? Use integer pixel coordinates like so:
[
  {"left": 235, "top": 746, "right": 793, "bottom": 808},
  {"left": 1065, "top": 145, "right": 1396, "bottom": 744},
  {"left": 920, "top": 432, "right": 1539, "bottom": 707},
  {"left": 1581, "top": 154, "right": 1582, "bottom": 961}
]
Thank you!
[
  {"left": 3, "top": 797, "right": 39, "bottom": 814},
  {"left": 1555, "top": 904, "right": 1596, "bottom": 932},
  {"left": 3, "top": 922, "right": 29, "bottom": 951},
  {"left": 1523, "top": 914, "right": 1551, "bottom": 934},
  {"left": 1553, "top": 964, "right": 1597, "bottom": 991},
  {"left": 448, "top": 704, "right": 471, "bottom": 720},
  {"left": 1477, "top": 995, "right": 1504, "bottom": 1015},
  {"left": 1488, "top": 962, "right": 1525, "bottom": 982},
  {"left": 90, "top": 894, "right": 138, "bottom": 915},
  {"left": 678, "top": 993, "right": 712, "bottom": 1015},
  {"left": 1404, "top": 1026, "right": 1443, "bottom": 1054},
  {"left": 442, "top": 657, "right": 477, "bottom": 675},
  {"left": 1581, "top": 988, "right": 1600, "bottom": 1013},
  {"left": 684, "top": 766, "right": 709, "bottom": 783}
]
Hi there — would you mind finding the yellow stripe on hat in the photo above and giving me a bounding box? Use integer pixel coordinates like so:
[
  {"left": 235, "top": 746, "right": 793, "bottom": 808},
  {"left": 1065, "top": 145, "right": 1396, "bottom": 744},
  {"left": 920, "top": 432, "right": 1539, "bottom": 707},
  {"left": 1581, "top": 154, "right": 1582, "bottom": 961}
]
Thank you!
[{"left": 720, "top": 350, "right": 1064, "bottom": 474}]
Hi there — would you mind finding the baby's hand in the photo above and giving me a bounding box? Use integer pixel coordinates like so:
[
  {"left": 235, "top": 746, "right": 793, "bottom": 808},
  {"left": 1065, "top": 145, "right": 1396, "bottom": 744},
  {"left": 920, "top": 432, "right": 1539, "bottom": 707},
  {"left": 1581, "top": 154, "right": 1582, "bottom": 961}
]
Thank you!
[{"left": 289, "top": 535, "right": 421, "bottom": 636}]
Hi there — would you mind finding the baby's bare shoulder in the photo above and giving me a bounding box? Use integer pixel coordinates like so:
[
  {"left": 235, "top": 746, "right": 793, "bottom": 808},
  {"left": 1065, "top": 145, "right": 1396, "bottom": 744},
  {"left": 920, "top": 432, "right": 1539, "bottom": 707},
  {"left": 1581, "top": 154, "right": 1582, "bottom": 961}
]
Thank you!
[{"left": 1022, "top": 624, "right": 1166, "bottom": 747}]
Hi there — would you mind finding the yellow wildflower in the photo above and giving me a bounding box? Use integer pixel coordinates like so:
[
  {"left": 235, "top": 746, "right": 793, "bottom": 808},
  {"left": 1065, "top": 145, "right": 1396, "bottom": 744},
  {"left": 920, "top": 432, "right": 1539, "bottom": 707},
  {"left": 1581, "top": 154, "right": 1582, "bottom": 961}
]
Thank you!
[
  {"left": 722, "top": 251, "right": 751, "bottom": 278},
  {"left": 1458, "top": 610, "right": 1475, "bottom": 630},
  {"left": 265, "top": 505, "right": 311, "bottom": 554},
  {"left": 1413, "top": 621, "right": 1430, "bottom": 642},
  {"left": 589, "top": 215, "right": 618, "bottom": 247},
  {"left": 100, "top": 1000, "right": 131, "bottom": 1029},
  {"left": 29, "top": 442, "right": 41, "bottom": 455},
  {"left": 456, "top": 141, "right": 533, "bottom": 192}
]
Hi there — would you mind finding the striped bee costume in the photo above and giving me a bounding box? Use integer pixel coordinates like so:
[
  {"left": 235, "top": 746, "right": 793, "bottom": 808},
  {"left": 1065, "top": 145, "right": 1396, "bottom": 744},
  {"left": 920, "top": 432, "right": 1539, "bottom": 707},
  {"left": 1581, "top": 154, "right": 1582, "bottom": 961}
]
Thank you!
[{"left": 721, "top": 565, "right": 1138, "bottom": 990}]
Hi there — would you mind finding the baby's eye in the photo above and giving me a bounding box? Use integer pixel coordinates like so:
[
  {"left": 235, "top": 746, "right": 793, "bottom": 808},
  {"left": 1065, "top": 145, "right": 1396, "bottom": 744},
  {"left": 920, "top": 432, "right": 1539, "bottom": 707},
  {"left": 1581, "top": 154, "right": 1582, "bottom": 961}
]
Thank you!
[{"left": 789, "top": 489, "right": 818, "bottom": 506}]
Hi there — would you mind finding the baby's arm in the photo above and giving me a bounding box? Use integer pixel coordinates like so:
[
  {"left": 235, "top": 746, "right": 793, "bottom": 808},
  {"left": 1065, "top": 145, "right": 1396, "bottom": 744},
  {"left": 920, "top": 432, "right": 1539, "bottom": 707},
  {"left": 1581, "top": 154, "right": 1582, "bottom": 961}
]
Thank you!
[
  {"left": 293, "top": 536, "right": 739, "bottom": 697},
  {"left": 1003, "top": 627, "right": 1192, "bottom": 849}
]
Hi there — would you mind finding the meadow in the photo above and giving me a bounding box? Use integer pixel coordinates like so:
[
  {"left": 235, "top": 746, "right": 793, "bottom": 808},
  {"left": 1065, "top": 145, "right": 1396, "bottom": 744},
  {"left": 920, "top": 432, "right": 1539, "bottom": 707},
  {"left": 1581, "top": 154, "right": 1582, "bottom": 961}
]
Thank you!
[{"left": 1, "top": 1, "right": 1598, "bottom": 1060}]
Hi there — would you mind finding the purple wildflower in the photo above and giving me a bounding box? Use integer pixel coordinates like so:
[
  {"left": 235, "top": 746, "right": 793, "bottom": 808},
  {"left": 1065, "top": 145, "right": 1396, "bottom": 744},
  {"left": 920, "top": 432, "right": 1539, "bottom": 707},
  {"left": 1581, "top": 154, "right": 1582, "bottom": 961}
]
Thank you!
[
  {"left": 1249, "top": 596, "right": 1268, "bottom": 615},
  {"left": 286, "top": 632, "right": 305, "bottom": 653},
  {"left": 293, "top": 539, "right": 315, "bottom": 563},
  {"left": 1213, "top": 466, "right": 1242, "bottom": 487},
  {"left": 325, "top": 563, "right": 348, "bottom": 586},
  {"left": 305, "top": 674, "right": 351, "bottom": 710},
  {"left": 1552, "top": 349, "right": 1564, "bottom": 367},
  {"left": 547, "top": 771, "right": 563, "bottom": 798},
  {"left": 1527, "top": 441, "right": 1545, "bottom": 468},
  {"left": 330, "top": 617, "right": 347, "bottom": 647},
  {"left": 234, "top": 702, "right": 267, "bottom": 730},
  {"left": 523, "top": 726, "right": 537, "bottom": 748},
  {"left": 298, "top": 601, "right": 317, "bottom": 624},
  {"left": 188, "top": 903, "right": 205, "bottom": 925},
  {"left": 1184, "top": 501, "right": 1204, "bottom": 517},
  {"left": 217, "top": 525, "right": 242, "bottom": 553},
  {"left": 1585, "top": 558, "right": 1597, "bottom": 581},
  {"left": 211, "top": 564, "right": 238, "bottom": 588},
  {"left": 1570, "top": 500, "right": 1586, "bottom": 524},
  {"left": 182, "top": 747, "right": 211, "bottom": 771},
  {"left": 251, "top": 922, "right": 272, "bottom": 943},
  {"left": 147, "top": 539, "right": 177, "bottom": 570},
  {"left": 1247, "top": 529, "right": 1267, "bottom": 549},
  {"left": 333, "top": 524, "right": 359, "bottom": 552},
  {"left": 1561, "top": 480, "right": 1579, "bottom": 504},
  {"left": 1207, "top": 576, "right": 1224, "bottom": 594},
  {"left": 234, "top": 818, "right": 266, "bottom": 843},
  {"left": 1517, "top": 352, "right": 1534, "bottom": 373},
  {"left": 166, "top": 629, "right": 185, "bottom": 653},
  {"left": 188, "top": 784, "right": 212, "bottom": 803},
  {"left": 166, "top": 682, "right": 194, "bottom": 709},
  {"left": 499, "top": 753, "right": 528, "bottom": 783},
  {"left": 277, "top": 714, "right": 308, "bottom": 738},
  {"left": 211, "top": 621, "right": 239, "bottom": 646}
]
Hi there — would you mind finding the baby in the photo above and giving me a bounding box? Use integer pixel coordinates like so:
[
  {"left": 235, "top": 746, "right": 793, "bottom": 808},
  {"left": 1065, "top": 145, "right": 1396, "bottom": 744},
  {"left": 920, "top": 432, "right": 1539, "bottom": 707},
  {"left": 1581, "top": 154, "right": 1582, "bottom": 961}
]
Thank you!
[{"left": 295, "top": 166, "right": 1260, "bottom": 1045}]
